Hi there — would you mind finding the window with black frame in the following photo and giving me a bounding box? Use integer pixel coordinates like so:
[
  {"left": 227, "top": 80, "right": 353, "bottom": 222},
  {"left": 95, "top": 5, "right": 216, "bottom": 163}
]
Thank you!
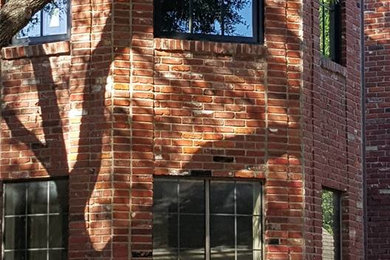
[
  {"left": 321, "top": 189, "right": 341, "bottom": 260},
  {"left": 3, "top": 179, "right": 68, "bottom": 260},
  {"left": 12, "top": 0, "right": 69, "bottom": 45},
  {"left": 154, "top": 0, "right": 263, "bottom": 43},
  {"left": 319, "top": 0, "right": 342, "bottom": 63},
  {"left": 153, "top": 178, "right": 262, "bottom": 260}
]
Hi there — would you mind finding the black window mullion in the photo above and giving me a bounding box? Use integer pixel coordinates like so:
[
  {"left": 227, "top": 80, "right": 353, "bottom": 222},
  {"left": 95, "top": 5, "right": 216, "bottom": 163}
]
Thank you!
[
  {"left": 46, "top": 182, "right": 50, "bottom": 260},
  {"left": 189, "top": 0, "right": 193, "bottom": 34},
  {"left": 24, "top": 184, "right": 28, "bottom": 259},
  {"left": 254, "top": 0, "right": 259, "bottom": 42},
  {"left": 334, "top": 192, "right": 342, "bottom": 260},
  {"left": 40, "top": 10, "right": 44, "bottom": 37},
  {"left": 177, "top": 181, "right": 181, "bottom": 259},
  {"left": 221, "top": 0, "right": 225, "bottom": 36},
  {"left": 205, "top": 181, "right": 210, "bottom": 260},
  {"left": 330, "top": 4, "right": 336, "bottom": 62},
  {"left": 331, "top": 2, "right": 341, "bottom": 63},
  {"left": 321, "top": 2, "right": 325, "bottom": 56},
  {"left": 234, "top": 182, "right": 237, "bottom": 260}
]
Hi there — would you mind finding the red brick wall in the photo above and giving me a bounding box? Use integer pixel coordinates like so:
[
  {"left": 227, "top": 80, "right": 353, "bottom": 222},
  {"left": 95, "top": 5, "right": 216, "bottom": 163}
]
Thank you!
[
  {"left": 364, "top": 0, "right": 390, "bottom": 258},
  {"left": 303, "top": 0, "right": 363, "bottom": 259},
  {"left": 0, "top": 0, "right": 363, "bottom": 259}
]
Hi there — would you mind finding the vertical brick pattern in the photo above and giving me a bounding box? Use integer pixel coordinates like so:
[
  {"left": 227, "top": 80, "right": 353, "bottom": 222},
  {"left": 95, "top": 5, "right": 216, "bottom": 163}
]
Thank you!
[
  {"left": 364, "top": 0, "right": 390, "bottom": 259},
  {"left": 303, "top": 0, "right": 363, "bottom": 259},
  {"left": 264, "top": 0, "right": 304, "bottom": 259},
  {"left": 129, "top": 0, "right": 154, "bottom": 259},
  {"left": 112, "top": 0, "right": 133, "bottom": 259},
  {"left": 68, "top": 0, "right": 114, "bottom": 258}
]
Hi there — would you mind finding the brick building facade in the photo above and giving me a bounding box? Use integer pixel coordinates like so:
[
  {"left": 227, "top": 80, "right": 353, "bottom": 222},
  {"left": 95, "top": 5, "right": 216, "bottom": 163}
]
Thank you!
[
  {"left": 364, "top": 0, "right": 390, "bottom": 259},
  {"left": 0, "top": 0, "right": 364, "bottom": 259}
]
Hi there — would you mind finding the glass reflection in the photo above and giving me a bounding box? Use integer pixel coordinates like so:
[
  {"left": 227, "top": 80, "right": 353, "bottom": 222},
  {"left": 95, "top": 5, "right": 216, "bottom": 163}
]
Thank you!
[
  {"left": 27, "top": 182, "right": 48, "bottom": 214},
  {"left": 4, "top": 217, "right": 26, "bottom": 250},
  {"left": 154, "top": 179, "right": 178, "bottom": 213},
  {"left": 180, "top": 181, "right": 204, "bottom": 214},
  {"left": 156, "top": 0, "right": 190, "bottom": 33},
  {"left": 156, "top": 0, "right": 254, "bottom": 38},
  {"left": 5, "top": 183, "right": 26, "bottom": 216},
  {"left": 28, "top": 216, "right": 47, "bottom": 248},
  {"left": 43, "top": 0, "right": 68, "bottom": 36},
  {"left": 210, "top": 182, "right": 234, "bottom": 214},
  {"left": 224, "top": 0, "right": 253, "bottom": 37}
]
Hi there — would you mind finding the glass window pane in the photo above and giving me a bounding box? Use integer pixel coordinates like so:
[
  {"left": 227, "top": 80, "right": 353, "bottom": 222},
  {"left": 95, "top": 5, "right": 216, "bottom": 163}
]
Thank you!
[
  {"left": 192, "top": 0, "right": 222, "bottom": 35},
  {"left": 211, "top": 250, "right": 235, "bottom": 260},
  {"left": 237, "top": 216, "right": 252, "bottom": 250},
  {"left": 236, "top": 182, "right": 258, "bottom": 215},
  {"left": 156, "top": 0, "right": 190, "bottom": 33},
  {"left": 320, "top": 2, "right": 331, "bottom": 57},
  {"left": 49, "top": 249, "right": 67, "bottom": 260},
  {"left": 153, "top": 249, "right": 178, "bottom": 260},
  {"left": 49, "top": 215, "right": 68, "bottom": 248},
  {"left": 27, "top": 181, "right": 48, "bottom": 214},
  {"left": 210, "top": 216, "right": 234, "bottom": 251},
  {"left": 180, "top": 215, "right": 205, "bottom": 250},
  {"left": 322, "top": 189, "right": 341, "bottom": 260},
  {"left": 4, "top": 216, "right": 26, "bottom": 250},
  {"left": 28, "top": 216, "right": 47, "bottom": 248},
  {"left": 49, "top": 180, "right": 68, "bottom": 213},
  {"left": 210, "top": 182, "right": 234, "bottom": 214},
  {"left": 28, "top": 250, "right": 47, "bottom": 260},
  {"left": 42, "top": 0, "right": 68, "bottom": 36},
  {"left": 224, "top": 0, "right": 253, "bottom": 37},
  {"left": 237, "top": 251, "right": 254, "bottom": 260},
  {"left": 153, "top": 213, "right": 178, "bottom": 249},
  {"left": 17, "top": 12, "right": 41, "bottom": 38},
  {"left": 154, "top": 179, "right": 178, "bottom": 213},
  {"left": 181, "top": 249, "right": 206, "bottom": 260},
  {"left": 180, "top": 181, "right": 204, "bottom": 213},
  {"left": 5, "top": 183, "right": 26, "bottom": 216},
  {"left": 4, "top": 251, "right": 25, "bottom": 260}
]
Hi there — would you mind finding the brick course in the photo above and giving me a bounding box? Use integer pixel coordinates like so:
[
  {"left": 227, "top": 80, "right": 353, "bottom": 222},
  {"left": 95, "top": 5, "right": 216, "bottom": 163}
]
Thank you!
[{"left": 0, "top": 0, "right": 363, "bottom": 259}]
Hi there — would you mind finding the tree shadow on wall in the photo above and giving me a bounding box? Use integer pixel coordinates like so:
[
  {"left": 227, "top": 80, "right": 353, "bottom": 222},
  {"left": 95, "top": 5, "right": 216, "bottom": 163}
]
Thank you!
[{"left": 1, "top": 0, "right": 303, "bottom": 259}]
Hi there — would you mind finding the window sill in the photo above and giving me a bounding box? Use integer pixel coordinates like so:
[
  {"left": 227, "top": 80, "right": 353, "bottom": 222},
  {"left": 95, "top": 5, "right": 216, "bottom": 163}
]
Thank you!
[
  {"left": 154, "top": 38, "right": 266, "bottom": 57},
  {"left": 320, "top": 57, "right": 347, "bottom": 77},
  {"left": 1, "top": 41, "right": 70, "bottom": 60}
]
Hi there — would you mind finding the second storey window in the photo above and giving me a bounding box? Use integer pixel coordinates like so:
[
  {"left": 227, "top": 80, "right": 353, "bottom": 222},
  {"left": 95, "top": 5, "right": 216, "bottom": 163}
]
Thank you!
[
  {"left": 13, "top": 0, "right": 69, "bottom": 45},
  {"left": 319, "top": 0, "right": 342, "bottom": 63},
  {"left": 154, "top": 0, "right": 263, "bottom": 43}
]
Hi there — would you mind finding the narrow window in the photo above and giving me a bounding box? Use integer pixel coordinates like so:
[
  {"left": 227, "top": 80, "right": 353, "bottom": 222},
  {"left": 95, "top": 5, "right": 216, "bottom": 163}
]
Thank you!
[
  {"left": 12, "top": 0, "right": 70, "bottom": 45},
  {"left": 154, "top": 0, "right": 263, "bottom": 43},
  {"left": 153, "top": 178, "right": 262, "bottom": 259},
  {"left": 3, "top": 179, "right": 68, "bottom": 260},
  {"left": 319, "top": 0, "right": 342, "bottom": 63},
  {"left": 322, "top": 189, "right": 341, "bottom": 260}
]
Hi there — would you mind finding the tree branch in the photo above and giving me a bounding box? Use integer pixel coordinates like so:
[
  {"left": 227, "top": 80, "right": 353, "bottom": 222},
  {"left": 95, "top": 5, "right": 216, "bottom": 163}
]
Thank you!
[{"left": 0, "top": 0, "right": 52, "bottom": 48}]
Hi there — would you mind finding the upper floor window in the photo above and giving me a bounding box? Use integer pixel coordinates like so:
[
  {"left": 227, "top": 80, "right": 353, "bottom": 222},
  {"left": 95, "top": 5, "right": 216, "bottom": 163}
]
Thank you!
[
  {"left": 154, "top": 0, "right": 263, "bottom": 44},
  {"left": 319, "top": 0, "right": 342, "bottom": 63},
  {"left": 13, "top": 0, "right": 69, "bottom": 45}
]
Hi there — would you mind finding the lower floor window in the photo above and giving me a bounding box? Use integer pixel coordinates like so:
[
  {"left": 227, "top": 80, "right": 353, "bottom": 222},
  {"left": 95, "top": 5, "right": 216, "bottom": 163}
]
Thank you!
[
  {"left": 153, "top": 178, "right": 262, "bottom": 260},
  {"left": 322, "top": 188, "right": 341, "bottom": 260},
  {"left": 3, "top": 179, "right": 68, "bottom": 260}
]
